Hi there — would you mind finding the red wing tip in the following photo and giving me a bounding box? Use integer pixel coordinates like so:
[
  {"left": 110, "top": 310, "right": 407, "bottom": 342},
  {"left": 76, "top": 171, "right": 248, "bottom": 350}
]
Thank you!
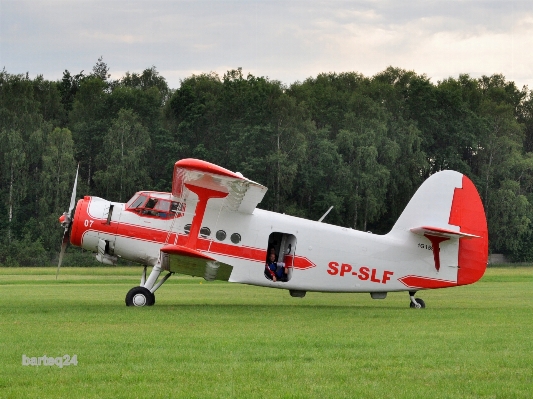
[
  {"left": 175, "top": 159, "right": 243, "bottom": 180},
  {"left": 161, "top": 245, "right": 215, "bottom": 260}
]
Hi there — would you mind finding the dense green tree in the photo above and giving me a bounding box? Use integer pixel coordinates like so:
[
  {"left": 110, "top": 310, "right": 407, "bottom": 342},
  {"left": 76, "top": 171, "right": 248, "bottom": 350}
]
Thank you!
[
  {"left": 122, "top": 66, "right": 169, "bottom": 101},
  {"left": 69, "top": 77, "right": 109, "bottom": 189},
  {"left": 58, "top": 69, "right": 85, "bottom": 113},
  {"left": 336, "top": 115, "right": 391, "bottom": 230},
  {"left": 488, "top": 180, "right": 531, "bottom": 254},
  {"left": 293, "top": 126, "right": 346, "bottom": 222},
  {"left": 93, "top": 109, "right": 151, "bottom": 202},
  {"left": 288, "top": 72, "right": 367, "bottom": 137},
  {"left": 91, "top": 56, "right": 111, "bottom": 82},
  {"left": 0, "top": 71, "right": 50, "bottom": 247},
  {"left": 40, "top": 127, "right": 76, "bottom": 215},
  {"left": 32, "top": 75, "right": 65, "bottom": 126},
  {"left": 38, "top": 127, "right": 76, "bottom": 251},
  {"left": 0, "top": 129, "right": 26, "bottom": 243},
  {"left": 520, "top": 89, "right": 533, "bottom": 153}
]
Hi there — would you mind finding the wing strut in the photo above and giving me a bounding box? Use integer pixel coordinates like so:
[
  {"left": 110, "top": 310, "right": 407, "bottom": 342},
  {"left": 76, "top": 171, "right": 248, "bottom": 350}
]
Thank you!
[
  {"left": 318, "top": 206, "right": 333, "bottom": 222},
  {"left": 183, "top": 179, "right": 228, "bottom": 249}
]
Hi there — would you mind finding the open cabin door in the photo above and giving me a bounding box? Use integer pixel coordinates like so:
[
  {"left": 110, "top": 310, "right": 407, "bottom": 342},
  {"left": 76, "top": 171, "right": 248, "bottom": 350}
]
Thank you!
[{"left": 265, "top": 232, "right": 297, "bottom": 282}]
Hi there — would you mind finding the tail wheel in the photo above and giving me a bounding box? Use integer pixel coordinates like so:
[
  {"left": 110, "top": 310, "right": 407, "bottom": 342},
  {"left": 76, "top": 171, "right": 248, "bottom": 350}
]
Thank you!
[
  {"left": 409, "top": 298, "right": 426, "bottom": 309},
  {"left": 125, "top": 287, "right": 155, "bottom": 307}
]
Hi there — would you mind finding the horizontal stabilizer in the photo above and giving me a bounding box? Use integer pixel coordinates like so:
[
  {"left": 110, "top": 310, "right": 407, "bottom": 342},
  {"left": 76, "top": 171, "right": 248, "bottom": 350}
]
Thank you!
[
  {"left": 410, "top": 226, "right": 480, "bottom": 272},
  {"left": 410, "top": 226, "right": 480, "bottom": 239}
]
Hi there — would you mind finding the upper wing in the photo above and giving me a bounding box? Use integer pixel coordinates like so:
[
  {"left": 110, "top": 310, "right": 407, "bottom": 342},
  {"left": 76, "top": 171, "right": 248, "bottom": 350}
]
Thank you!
[
  {"left": 171, "top": 158, "right": 267, "bottom": 214},
  {"left": 159, "top": 159, "right": 268, "bottom": 281}
]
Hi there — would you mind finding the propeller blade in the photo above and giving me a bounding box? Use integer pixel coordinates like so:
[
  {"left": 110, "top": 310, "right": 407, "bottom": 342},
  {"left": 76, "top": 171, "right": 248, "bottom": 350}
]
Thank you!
[
  {"left": 68, "top": 164, "right": 79, "bottom": 217},
  {"left": 57, "top": 164, "right": 79, "bottom": 280},
  {"left": 56, "top": 228, "right": 70, "bottom": 280}
]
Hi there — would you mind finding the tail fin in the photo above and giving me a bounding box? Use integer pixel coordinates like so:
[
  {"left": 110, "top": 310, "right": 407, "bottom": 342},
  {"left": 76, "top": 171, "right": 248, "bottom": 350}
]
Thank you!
[{"left": 390, "top": 170, "right": 488, "bottom": 286}]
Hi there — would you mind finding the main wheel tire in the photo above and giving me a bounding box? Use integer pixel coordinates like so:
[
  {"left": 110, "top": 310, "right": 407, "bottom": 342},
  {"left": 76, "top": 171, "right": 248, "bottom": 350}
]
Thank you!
[
  {"left": 409, "top": 298, "right": 426, "bottom": 309},
  {"left": 125, "top": 286, "right": 155, "bottom": 307}
]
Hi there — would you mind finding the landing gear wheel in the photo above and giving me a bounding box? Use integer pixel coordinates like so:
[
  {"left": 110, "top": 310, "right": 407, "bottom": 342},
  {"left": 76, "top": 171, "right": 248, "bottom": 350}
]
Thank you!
[
  {"left": 409, "top": 298, "right": 425, "bottom": 309},
  {"left": 125, "top": 286, "right": 155, "bottom": 307}
]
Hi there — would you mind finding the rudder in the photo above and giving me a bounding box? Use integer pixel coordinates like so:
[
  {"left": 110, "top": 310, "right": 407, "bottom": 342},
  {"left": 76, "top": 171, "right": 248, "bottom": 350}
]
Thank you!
[{"left": 449, "top": 176, "right": 488, "bottom": 285}]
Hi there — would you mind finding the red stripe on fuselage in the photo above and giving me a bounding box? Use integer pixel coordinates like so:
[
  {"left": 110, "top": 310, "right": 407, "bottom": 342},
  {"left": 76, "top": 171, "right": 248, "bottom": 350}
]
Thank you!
[
  {"left": 73, "top": 197, "right": 315, "bottom": 269},
  {"left": 283, "top": 255, "right": 316, "bottom": 270}
]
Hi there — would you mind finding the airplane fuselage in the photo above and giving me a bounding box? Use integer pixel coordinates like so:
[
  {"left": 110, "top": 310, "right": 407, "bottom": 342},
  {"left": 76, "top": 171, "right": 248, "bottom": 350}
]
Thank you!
[{"left": 71, "top": 193, "right": 464, "bottom": 294}]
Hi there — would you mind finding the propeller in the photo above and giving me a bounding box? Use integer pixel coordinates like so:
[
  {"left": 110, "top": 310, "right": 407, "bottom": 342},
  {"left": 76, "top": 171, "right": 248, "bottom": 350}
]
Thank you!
[{"left": 56, "top": 164, "right": 79, "bottom": 279}]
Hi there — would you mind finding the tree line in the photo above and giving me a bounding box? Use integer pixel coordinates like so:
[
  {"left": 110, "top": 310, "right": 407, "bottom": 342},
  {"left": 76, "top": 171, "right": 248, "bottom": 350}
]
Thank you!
[{"left": 1, "top": 58, "right": 533, "bottom": 265}]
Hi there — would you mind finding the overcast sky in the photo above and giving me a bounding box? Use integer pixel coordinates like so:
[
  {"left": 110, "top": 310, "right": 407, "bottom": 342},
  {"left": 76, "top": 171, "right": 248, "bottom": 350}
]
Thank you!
[{"left": 1, "top": 0, "right": 532, "bottom": 89}]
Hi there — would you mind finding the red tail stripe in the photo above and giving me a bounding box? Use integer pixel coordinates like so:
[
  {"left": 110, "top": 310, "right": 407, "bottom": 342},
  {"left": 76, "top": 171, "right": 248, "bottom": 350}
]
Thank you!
[
  {"left": 449, "top": 176, "right": 488, "bottom": 285},
  {"left": 399, "top": 275, "right": 456, "bottom": 289}
]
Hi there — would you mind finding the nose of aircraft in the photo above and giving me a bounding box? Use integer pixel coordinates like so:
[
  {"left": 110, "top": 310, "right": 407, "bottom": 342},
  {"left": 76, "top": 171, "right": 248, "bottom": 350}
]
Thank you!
[{"left": 69, "top": 197, "right": 89, "bottom": 248}]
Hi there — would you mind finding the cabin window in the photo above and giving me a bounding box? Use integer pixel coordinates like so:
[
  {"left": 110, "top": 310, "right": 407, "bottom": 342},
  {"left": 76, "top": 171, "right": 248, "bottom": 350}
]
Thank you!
[
  {"left": 184, "top": 224, "right": 191, "bottom": 234},
  {"left": 230, "top": 233, "right": 241, "bottom": 244},
  {"left": 126, "top": 194, "right": 139, "bottom": 208},
  {"left": 140, "top": 198, "right": 160, "bottom": 216},
  {"left": 127, "top": 193, "right": 186, "bottom": 219},
  {"left": 216, "top": 230, "right": 226, "bottom": 241},
  {"left": 154, "top": 200, "right": 171, "bottom": 213},
  {"left": 145, "top": 198, "right": 158, "bottom": 209},
  {"left": 127, "top": 194, "right": 172, "bottom": 219},
  {"left": 141, "top": 199, "right": 173, "bottom": 217},
  {"left": 200, "top": 227, "right": 211, "bottom": 237}
]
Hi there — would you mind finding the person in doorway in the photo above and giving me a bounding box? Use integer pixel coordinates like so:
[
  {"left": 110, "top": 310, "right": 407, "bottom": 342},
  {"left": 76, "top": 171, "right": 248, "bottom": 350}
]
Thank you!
[
  {"left": 265, "top": 252, "right": 287, "bottom": 282},
  {"left": 266, "top": 246, "right": 277, "bottom": 262}
]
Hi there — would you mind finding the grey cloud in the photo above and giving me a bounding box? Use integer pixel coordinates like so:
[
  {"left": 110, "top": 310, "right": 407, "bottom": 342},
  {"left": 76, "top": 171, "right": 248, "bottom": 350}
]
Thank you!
[{"left": 1, "top": 0, "right": 532, "bottom": 88}]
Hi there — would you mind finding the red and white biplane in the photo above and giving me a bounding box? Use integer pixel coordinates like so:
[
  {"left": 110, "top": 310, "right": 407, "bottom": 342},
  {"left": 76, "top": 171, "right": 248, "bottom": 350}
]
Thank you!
[{"left": 58, "top": 158, "right": 488, "bottom": 308}]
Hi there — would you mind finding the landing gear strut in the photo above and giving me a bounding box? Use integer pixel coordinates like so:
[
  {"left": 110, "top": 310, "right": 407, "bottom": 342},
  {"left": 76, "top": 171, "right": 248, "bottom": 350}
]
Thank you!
[
  {"left": 409, "top": 291, "right": 426, "bottom": 309},
  {"left": 125, "top": 264, "right": 173, "bottom": 307}
]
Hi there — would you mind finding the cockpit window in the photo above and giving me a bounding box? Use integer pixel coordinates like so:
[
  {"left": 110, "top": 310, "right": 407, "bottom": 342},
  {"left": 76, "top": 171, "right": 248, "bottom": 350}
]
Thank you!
[
  {"left": 130, "top": 195, "right": 148, "bottom": 209},
  {"left": 126, "top": 193, "right": 185, "bottom": 220},
  {"left": 145, "top": 198, "right": 158, "bottom": 209},
  {"left": 154, "top": 200, "right": 171, "bottom": 212}
]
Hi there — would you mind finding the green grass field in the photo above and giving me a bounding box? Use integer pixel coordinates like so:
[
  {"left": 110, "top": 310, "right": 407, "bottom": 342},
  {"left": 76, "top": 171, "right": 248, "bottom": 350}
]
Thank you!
[{"left": 1, "top": 267, "right": 532, "bottom": 399}]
